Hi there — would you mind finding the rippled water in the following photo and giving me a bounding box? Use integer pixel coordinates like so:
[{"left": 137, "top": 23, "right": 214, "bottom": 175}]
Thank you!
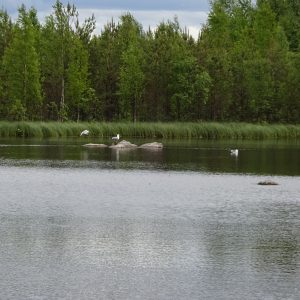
[
  {"left": 0, "top": 137, "right": 299, "bottom": 175},
  {"left": 0, "top": 138, "right": 300, "bottom": 299}
]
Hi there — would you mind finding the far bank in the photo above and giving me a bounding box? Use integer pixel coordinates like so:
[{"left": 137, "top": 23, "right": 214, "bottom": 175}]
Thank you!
[{"left": 0, "top": 122, "right": 300, "bottom": 140}]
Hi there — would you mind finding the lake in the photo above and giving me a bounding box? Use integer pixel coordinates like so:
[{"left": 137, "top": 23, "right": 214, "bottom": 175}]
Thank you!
[{"left": 0, "top": 138, "right": 300, "bottom": 299}]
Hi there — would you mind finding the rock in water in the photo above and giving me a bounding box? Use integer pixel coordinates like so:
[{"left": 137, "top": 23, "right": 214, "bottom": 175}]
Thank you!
[
  {"left": 258, "top": 180, "right": 279, "bottom": 186},
  {"left": 109, "top": 140, "right": 138, "bottom": 149},
  {"left": 83, "top": 143, "right": 108, "bottom": 148},
  {"left": 139, "top": 142, "right": 163, "bottom": 149}
]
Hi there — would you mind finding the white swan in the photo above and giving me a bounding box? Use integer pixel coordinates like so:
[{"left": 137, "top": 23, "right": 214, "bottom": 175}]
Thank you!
[
  {"left": 112, "top": 133, "right": 120, "bottom": 142},
  {"left": 80, "top": 129, "right": 89, "bottom": 136},
  {"left": 230, "top": 149, "right": 239, "bottom": 156}
]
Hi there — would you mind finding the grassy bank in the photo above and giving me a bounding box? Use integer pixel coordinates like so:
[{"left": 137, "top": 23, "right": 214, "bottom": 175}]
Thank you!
[{"left": 0, "top": 121, "right": 299, "bottom": 139}]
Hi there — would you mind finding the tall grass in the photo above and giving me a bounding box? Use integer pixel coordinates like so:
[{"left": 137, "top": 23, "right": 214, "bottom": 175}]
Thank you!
[{"left": 0, "top": 121, "right": 299, "bottom": 139}]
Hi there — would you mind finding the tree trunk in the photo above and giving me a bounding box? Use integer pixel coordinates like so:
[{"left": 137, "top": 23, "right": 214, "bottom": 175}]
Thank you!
[
  {"left": 134, "top": 98, "right": 137, "bottom": 123},
  {"left": 60, "top": 76, "right": 65, "bottom": 122},
  {"left": 77, "top": 104, "right": 80, "bottom": 122}
]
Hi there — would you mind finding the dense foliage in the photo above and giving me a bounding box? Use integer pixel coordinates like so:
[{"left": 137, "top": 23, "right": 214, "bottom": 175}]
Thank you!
[{"left": 0, "top": 0, "right": 299, "bottom": 123}]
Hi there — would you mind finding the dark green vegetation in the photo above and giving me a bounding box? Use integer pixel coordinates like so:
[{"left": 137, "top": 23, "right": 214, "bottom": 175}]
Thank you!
[
  {"left": 0, "top": 0, "right": 300, "bottom": 123},
  {"left": 1, "top": 121, "right": 300, "bottom": 139}
]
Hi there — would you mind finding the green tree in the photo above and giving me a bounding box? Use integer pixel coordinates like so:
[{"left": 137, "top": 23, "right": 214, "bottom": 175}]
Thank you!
[
  {"left": 66, "top": 37, "right": 89, "bottom": 121},
  {"left": 118, "top": 14, "right": 145, "bottom": 122},
  {"left": 2, "top": 5, "right": 42, "bottom": 120},
  {"left": 0, "top": 9, "right": 13, "bottom": 118},
  {"left": 282, "top": 53, "right": 300, "bottom": 122},
  {"left": 40, "top": 0, "right": 95, "bottom": 121},
  {"left": 145, "top": 19, "right": 189, "bottom": 120},
  {"left": 199, "top": 1, "right": 233, "bottom": 120},
  {"left": 51, "top": 0, "right": 77, "bottom": 120},
  {"left": 88, "top": 20, "right": 119, "bottom": 120},
  {"left": 258, "top": 0, "right": 300, "bottom": 51},
  {"left": 244, "top": 3, "right": 289, "bottom": 121},
  {"left": 0, "top": 9, "right": 13, "bottom": 59},
  {"left": 192, "top": 70, "right": 212, "bottom": 120},
  {"left": 0, "top": 0, "right": 298, "bottom": 123}
]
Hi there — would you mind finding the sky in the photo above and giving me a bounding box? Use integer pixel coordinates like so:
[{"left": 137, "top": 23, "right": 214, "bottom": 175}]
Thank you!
[{"left": 0, "top": 0, "right": 211, "bottom": 38}]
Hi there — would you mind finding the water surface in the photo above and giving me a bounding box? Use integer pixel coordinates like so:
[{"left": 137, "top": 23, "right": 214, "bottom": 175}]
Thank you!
[
  {"left": 0, "top": 138, "right": 299, "bottom": 299},
  {"left": 0, "top": 137, "right": 299, "bottom": 175}
]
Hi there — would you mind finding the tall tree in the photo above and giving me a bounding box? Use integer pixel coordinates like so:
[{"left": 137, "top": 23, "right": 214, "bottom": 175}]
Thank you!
[
  {"left": 0, "top": 9, "right": 13, "bottom": 59},
  {"left": 66, "top": 36, "right": 89, "bottom": 121},
  {"left": 118, "top": 14, "right": 145, "bottom": 122},
  {"left": 88, "top": 20, "right": 119, "bottom": 121},
  {"left": 0, "top": 9, "right": 13, "bottom": 118},
  {"left": 52, "top": 0, "right": 77, "bottom": 120},
  {"left": 257, "top": 0, "right": 300, "bottom": 51},
  {"left": 40, "top": 0, "right": 95, "bottom": 121},
  {"left": 199, "top": 1, "right": 233, "bottom": 120},
  {"left": 244, "top": 2, "right": 289, "bottom": 121},
  {"left": 0, "top": 0, "right": 298, "bottom": 123},
  {"left": 284, "top": 53, "right": 300, "bottom": 122},
  {"left": 2, "top": 5, "right": 42, "bottom": 120},
  {"left": 146, "top": 18, "right": 190, "bottom": 120}
]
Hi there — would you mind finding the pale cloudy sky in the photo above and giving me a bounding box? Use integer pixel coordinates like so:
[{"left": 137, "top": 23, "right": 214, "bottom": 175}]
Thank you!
[{"left": 0, "top": 0, "right": 210, "bottom": 38}]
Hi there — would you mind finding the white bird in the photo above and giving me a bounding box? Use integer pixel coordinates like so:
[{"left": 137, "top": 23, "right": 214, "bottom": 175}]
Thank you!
[
  {"left": 112, "top": 133, "right": 120, "bottom": 143},
  {"left": 80, "top": 129, "right": 89, "bottom": 136},
  {"left": 230, "top": 149, "right": 239, "bottom": 156}
]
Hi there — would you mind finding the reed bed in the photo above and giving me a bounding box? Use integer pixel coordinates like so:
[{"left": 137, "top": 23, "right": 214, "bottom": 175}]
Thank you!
[{"left": 0, "top": 121, "right": 299, "bottom": 139}]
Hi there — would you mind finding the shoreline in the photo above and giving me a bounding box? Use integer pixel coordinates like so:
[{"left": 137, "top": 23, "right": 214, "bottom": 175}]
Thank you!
[{"left": 0, "top": 121, "right": 299, "bottom": 139}]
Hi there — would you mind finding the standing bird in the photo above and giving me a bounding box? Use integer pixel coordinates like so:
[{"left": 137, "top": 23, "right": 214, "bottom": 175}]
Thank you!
[
  {"left": 230, "top": 149, "right": 239, "bottom": 156},
  {"left": 112, "top": 133, "right": 120, "bottom": 143},
  {"left": 80, "top": 129, "right": 89, "bottom": 136}
]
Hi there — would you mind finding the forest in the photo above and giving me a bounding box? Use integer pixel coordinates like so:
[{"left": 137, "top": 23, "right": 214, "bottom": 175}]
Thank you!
[{"left": 0, "top": 0, "right": 299, "bottom": 123}]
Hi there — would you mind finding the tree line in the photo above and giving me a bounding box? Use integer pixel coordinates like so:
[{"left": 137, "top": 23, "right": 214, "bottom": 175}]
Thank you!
[{"left": 0, "top": 0, "right": 299, "bottom": 123}]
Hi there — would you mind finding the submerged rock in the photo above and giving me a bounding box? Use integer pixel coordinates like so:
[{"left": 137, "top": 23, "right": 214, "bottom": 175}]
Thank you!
[
  {"left": 139, "top": 142, "right": 163, "bottom": 149},
  {"left": 258, "top": 180, "right": 279, "bottom": 186},
  {"left": 109, "top": 140, "right": 137, "bottom": 149},
  {"left": 83, "top": 143, "right": 108, "bottom": 148}
]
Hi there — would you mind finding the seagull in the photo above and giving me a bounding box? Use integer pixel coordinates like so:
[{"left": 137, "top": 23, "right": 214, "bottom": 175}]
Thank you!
[
  {"left": 112, "top": 133, "right": 120, "bottom": 143},
  {"left": 230, "top": 149, "right": 239, "bottom": 156},
  {"left": 80, "top": 129, "right": 89, "bottom": 136}
]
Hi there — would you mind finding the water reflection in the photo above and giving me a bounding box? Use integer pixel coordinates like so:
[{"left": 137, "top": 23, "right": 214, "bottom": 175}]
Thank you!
[
  {"left": 112, "top": 148, "right": 120, "bottom": 162},
  {"left": 1, "top": 167, "right": 300, "bottom": 299},
  {"left": 0, "top": 138, "right": 299, "bottom": 175}
]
